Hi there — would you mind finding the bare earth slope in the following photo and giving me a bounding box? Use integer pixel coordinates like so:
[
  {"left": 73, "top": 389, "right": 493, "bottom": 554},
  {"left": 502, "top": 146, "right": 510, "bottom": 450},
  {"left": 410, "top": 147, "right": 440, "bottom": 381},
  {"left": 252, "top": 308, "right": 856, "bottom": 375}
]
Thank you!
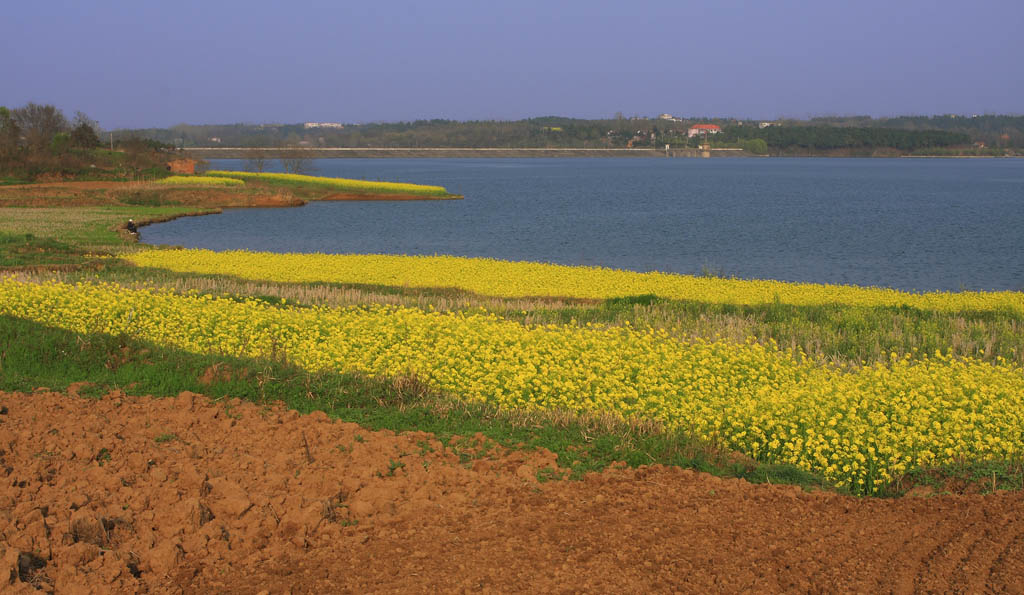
[{"left": 1, "top": 389, "right": 1022, "bottom": 593}]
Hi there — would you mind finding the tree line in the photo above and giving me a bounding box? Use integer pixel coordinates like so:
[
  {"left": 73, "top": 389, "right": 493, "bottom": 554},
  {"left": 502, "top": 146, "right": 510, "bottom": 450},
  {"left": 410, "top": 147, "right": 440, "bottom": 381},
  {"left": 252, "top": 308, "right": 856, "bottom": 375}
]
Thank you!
[
  {"left": 110, "top": 115, "right": 988, "bottom": 154},
  {"left": 0, "top": 102, "right": 173, "bottom": 181},
  {"left": 716, "top": 125, "right": 970, "bottom": 153},
  {"left": 805, "top": 114, "right": 1024, "bottom": 148}
]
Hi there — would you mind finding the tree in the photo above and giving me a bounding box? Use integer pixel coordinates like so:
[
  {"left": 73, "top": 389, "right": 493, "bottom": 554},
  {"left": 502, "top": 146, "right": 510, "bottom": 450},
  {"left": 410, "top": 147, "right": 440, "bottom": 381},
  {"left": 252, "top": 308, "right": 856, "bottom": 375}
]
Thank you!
[
  {"left": 279, "top": 148, "right": 313, "bottom": 174},
  {"left": 243, "top": 147, "right": 268, "bottom": 172},
  {"left": 12, "top": 103, "right": 69, "bottom": 151},
  {"left": 0, "top": 106, "right": 21, "bottom": 164},
  {"left": 49, "top": 132, "right": 71, "bottom": 154},
  {"left": 69, "top": 111, "right": 101, "bottom": 149},
  {"left": 741, "top": 138, "right": 768, "bottom": 155}
]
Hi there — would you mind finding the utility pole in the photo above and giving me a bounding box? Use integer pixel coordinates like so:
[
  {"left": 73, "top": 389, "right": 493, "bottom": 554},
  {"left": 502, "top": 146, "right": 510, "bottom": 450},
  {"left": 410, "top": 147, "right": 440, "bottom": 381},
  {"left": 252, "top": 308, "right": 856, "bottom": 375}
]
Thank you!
[{"left": 110, "top": 132, "right": 113, "bottom": 151}]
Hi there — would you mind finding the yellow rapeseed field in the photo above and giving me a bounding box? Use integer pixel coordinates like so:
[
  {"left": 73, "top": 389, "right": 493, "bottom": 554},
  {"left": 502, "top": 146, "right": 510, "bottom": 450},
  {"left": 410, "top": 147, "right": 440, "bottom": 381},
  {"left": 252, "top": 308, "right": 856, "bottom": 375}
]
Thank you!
[
  {"left": 206, "top": 171, "right": 452, "bottom": 197},
  {"left": 126, "top": 248, "right": 1024, "bottom": 313},
  {"left": 153, "top": 176, "right": 245, "bottom": 187},
  {"left": 3, "top": 278, "right": 1022, "bottom": 494}
]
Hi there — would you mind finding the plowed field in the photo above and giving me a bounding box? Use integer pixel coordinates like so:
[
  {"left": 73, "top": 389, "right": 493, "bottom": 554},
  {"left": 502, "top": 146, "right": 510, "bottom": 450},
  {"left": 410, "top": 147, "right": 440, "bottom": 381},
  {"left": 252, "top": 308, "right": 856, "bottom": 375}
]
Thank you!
[{"left": 1, "top": 389, "right": 1022, "bottom": 593}]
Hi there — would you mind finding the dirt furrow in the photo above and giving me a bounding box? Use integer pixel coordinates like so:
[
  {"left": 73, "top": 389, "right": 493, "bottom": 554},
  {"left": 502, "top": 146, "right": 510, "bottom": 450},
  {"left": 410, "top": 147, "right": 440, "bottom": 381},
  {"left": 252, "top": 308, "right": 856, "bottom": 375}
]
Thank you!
[{"left": 1, "top": 389, "right": 1022, "bottom": 593}]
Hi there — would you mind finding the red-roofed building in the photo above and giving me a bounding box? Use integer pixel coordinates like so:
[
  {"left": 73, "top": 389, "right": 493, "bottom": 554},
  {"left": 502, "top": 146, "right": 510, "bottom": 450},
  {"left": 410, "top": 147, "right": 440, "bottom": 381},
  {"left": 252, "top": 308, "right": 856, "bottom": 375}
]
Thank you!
[{"left": 687, "top": 124, "right": 722, "bottom": 138}]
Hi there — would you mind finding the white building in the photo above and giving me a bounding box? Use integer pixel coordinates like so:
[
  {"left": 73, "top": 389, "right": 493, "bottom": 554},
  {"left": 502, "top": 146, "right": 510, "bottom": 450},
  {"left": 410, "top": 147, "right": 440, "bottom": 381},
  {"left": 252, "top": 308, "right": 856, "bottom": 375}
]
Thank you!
[{"left": 687, "top": 124, "right": 722, "bottom": 138}]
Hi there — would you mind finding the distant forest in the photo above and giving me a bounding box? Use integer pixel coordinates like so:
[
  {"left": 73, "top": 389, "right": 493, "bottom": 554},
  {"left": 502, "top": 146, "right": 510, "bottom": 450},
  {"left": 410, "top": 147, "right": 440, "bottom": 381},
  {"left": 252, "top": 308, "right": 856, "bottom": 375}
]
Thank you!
[{"left": 113, "top": 114, "right": 1023, "bottom": 155}]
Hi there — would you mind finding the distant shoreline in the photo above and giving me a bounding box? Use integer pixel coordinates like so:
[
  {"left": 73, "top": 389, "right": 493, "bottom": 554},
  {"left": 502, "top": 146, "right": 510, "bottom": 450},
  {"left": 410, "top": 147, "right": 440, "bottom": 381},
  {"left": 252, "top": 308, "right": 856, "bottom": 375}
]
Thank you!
[
  {"left": 187, "top": 147, "right": 705, "bottom": 159},
  {"left": 185, "top": 147, "right": 1018, "bottom": 159}
]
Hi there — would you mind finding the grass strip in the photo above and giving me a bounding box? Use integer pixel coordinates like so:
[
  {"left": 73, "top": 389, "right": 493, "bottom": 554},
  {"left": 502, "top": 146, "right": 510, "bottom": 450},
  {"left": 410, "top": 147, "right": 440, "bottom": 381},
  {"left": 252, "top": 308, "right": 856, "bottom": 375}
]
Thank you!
[
  {"left": 0, "top": 233, "right": 91, "bottom": 267},
  {"left": 37, "top": 261, "right": 1024, "bottom": 367}
]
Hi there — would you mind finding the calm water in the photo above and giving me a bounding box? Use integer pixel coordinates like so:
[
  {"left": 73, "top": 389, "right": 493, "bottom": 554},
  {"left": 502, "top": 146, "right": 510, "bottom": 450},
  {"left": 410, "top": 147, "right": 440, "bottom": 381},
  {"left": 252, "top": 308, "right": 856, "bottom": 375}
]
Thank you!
[{"left": 143, "top": 158, "right": 1024, "bottom": 292}]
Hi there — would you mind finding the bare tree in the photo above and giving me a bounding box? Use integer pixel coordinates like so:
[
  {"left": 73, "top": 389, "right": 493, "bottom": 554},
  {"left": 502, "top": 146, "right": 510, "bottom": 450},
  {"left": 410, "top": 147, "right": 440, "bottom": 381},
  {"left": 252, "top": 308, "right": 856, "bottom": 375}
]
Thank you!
[
  {"left": 243, "top": 147, "right": 268, "bottom": 172},
  {"left": 278, "top": 147, "right": 313, "bottom": 174},
  {"left": 12, "top": 103, "right": 69, "bottom": 151}
]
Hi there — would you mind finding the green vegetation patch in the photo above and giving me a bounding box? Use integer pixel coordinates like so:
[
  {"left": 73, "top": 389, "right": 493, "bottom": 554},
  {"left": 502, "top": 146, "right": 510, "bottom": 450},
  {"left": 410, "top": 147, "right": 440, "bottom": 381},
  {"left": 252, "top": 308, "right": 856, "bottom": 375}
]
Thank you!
[
  {"left": 0, "top": 206, "right": 216, "bottom": 250},
  {"left": 543, "top": 294, "right": 1024, "bottom": 367},
  {"left": 0, "top": 232, "right": 89, "bottom": 267}
]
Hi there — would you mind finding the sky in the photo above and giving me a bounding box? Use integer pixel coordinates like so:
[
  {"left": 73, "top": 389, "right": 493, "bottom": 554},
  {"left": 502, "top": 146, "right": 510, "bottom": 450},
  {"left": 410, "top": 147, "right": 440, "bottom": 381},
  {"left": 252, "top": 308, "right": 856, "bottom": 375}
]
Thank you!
[{"left": 3, "top": 0, "right": 1022, "bottom": 129}]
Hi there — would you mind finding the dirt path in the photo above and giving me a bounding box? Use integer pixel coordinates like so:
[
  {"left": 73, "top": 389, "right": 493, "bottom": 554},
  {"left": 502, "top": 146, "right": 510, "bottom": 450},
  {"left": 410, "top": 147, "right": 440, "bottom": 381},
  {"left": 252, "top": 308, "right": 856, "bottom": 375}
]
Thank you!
[
  {"left": 1, "top": 389, "right": 1022, "bottom": 593},
  {"left": 1, "top": 181, "right": 456, "bottom": 207}
]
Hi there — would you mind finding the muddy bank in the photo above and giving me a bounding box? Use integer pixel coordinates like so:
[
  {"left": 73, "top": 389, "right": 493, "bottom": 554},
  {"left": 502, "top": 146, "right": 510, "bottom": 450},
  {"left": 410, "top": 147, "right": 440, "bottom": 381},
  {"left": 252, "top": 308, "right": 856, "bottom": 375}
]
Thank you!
[{"left": 1, "top": 389, "right": 1022, "bottom": 592}]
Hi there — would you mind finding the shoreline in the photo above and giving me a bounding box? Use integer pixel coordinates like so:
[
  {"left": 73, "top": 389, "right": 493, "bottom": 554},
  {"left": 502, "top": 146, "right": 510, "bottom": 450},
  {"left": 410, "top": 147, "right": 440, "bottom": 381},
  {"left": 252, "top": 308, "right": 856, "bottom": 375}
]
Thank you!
[
  {"left": 119, "top": 191, "right": 461, "bottom": 244},
  {"left": 185, "top": 147, "right": 1020, "bottom": 159},
  {"left": 188, "top": 147, "right": 701, "bottom": 158}
]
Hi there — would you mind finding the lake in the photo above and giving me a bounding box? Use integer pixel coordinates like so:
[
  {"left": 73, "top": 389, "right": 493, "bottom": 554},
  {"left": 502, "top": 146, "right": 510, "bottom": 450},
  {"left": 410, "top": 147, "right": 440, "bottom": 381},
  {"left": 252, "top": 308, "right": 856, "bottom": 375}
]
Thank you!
[{"left": 141, "top": 157, "right": 1024, "bottom": 292}]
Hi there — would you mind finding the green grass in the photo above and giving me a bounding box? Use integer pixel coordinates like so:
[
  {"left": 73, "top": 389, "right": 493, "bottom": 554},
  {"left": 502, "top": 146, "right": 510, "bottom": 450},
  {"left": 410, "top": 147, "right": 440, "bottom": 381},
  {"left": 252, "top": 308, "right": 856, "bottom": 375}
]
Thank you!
[
  {"left": 891, "top": 460, "right": 1024, "bottom": 495},
  {"left": 0, "top": 313, "right": 840, "bottom": 493},
  {"left": 0, "top": 206, "right": 217, "bottom": 251},
  {"left": 544, "top": 294, "right": 1024, "bottom": 366},
  {"left": 0, "top": 233, "right": 90, "bottom": 267}
]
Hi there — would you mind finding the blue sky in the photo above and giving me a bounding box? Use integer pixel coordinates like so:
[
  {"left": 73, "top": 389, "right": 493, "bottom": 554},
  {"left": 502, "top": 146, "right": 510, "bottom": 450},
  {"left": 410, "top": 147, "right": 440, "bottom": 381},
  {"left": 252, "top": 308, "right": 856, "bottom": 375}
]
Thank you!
[{"left": 3, "top": 0, "right": 1022, "bottom": 129}]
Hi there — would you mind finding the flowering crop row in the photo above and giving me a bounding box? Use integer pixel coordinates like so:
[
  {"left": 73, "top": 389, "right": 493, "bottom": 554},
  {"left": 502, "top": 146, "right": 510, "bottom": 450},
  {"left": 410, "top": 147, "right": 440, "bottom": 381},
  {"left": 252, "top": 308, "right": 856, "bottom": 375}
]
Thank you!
[
  {"left": 206, "top": 171, "right": 453, "bottom": 197},
  {"left": 126, "top": 248, "right": 1024, "bottom": 314},
  {"left": 3, "top": 278, "right": 1022, "bottom": 494},
  {"left": 153, "top": 176, "right": 245, "bottom": 187}
]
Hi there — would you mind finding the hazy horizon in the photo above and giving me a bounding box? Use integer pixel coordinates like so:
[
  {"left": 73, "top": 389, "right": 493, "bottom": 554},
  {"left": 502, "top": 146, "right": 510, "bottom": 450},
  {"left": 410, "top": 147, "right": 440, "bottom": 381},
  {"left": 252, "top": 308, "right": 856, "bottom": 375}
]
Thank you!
[{"left": 5, "top": 0, "right": 1022, "bottom": 130}]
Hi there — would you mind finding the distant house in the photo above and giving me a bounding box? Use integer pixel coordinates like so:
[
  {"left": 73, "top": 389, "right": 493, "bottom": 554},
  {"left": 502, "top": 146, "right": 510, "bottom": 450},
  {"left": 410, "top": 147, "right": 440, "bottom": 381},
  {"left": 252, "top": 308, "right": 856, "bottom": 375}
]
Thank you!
[
  {"left": 303, "top": 122, "right": 345, "bottom": 129},
  {"left": 759, "top": 121, "right": 778, "bottom": 129},
  {"left": 658, "top": 113, "right": 682, "bottom": 122},
  {"left": 687, "top": 124, "right": 722, "bottom": 138}
]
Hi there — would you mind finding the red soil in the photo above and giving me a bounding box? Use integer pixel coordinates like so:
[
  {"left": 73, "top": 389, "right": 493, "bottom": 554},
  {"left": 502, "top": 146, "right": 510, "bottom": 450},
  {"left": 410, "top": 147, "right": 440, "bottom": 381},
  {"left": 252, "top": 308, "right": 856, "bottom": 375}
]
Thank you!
[
  {"left": 0, "top": 182, "right": 128, "bottom": 191},
  {"left": 0, "top": 182, "right": 304, "bottom": 209},
  {"left": 0, "top": 182, "right": 456, "bottom": 207},
  {"left": 1, "top": 389, "right": 1022, "bottom": 593}
]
